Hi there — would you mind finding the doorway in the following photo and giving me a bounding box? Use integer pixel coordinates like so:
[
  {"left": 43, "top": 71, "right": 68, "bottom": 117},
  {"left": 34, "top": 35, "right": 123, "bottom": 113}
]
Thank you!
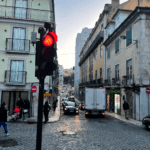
[
  {"left": 126, "top": 91, "right": 133, "bottom": 118},
  {"left": 1, "top": 91, "right": 28, "bottom": 115}
]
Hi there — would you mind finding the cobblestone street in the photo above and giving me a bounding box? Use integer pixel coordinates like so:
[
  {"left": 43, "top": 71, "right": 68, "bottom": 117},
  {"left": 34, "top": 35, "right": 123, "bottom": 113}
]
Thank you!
[{"left": 0, "top": 94, "right": 150, "bottom": 150}]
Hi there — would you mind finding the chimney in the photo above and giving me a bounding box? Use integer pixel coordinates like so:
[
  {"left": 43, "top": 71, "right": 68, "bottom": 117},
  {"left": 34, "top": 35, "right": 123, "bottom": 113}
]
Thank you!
[{"left": 111, "top": 0, "right": 120, "bottom": 6}]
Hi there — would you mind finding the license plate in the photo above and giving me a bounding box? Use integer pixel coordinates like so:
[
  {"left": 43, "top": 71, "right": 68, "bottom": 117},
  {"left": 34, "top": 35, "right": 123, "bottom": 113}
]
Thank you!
[
  {"left": 70, "top": 110, "right": 74, "bottom": 112},
  {"left": 92, "top": 112, "right": 98, "bottom": 115}
]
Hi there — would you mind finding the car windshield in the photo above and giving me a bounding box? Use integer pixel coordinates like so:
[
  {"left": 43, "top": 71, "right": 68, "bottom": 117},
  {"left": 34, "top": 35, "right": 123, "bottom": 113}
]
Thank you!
[
  {"left": 63, "top": 99, "right": 68, "bottom": 101},
  {"left": 67, "top": 102, "right": 75, "bottom": 106}
]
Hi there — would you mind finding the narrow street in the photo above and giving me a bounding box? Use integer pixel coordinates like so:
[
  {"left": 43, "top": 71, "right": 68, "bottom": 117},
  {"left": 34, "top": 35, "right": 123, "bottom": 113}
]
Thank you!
[{"left": 0, "top": 93, "right": 150, "bottom": 150}]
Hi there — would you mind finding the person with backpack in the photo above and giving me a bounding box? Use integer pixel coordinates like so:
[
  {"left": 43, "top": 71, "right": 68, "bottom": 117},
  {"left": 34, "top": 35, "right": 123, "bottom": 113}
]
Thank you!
[
  {"left": 123, "top": 100, "right": 129, "bottom": 119},
  {"left": 22, "top": 99, "right": 28, "bottom": 121},
  {"left": 0, "top": 102, "right": 9, "bottom": 136},
  {"left": 44, "top": 101, "right": 51, "bottom": 124}
]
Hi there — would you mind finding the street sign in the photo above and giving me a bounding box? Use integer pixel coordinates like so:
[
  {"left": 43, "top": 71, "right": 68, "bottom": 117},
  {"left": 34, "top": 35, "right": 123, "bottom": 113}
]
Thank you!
[
  {"left": 146, "top": 87, "right": 150, "bottom": 94},
  {"left": 44, "top": 93, "right": 52, "bottom": 97},
  {"left": 32, "top": 85, "right": 37, "bottom": 93}
]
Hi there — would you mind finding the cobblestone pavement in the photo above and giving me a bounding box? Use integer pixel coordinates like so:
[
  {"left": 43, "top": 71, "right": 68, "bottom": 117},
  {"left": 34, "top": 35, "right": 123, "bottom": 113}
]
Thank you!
[{"left": 0, "top": 93, "right": 150, "bottom": 150}]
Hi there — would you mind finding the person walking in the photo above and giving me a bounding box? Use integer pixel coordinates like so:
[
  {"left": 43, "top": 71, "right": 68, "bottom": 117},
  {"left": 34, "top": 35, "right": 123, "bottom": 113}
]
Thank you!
[
  {"left": 44, "top": 101, "right": 51, "bottom": 124},
  {"left": 22, "top": 99, "right": 28, "bottom": 121},
  {"left": 16, "top": 98, "right": 23, "bottom": 119},
  {"left": 53, "top": 100, "right": 57, "bottom": 112},
  {"left": 25, "top": 98, "right": 30, "bottom": 118},
  {"left": 0, "top": 102, "right": 9, "bottom": 136},
  {"left": 123, "top": 100, "right": 129, "bottom": 119}
]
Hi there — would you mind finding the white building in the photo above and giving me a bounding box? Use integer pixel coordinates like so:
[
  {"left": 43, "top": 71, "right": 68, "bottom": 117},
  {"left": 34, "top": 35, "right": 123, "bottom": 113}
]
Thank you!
[{"left": 74, "top": 28, "right": 92, "bottom": 99}]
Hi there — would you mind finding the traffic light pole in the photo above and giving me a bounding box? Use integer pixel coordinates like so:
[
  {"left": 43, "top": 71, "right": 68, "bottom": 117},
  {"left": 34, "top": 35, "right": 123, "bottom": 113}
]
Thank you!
[
  {"left": 36, "top": 76, "right": 44, "bottom": 150},
  {"left": 36, "top": 28, "right": 45, "bottom": 150}
]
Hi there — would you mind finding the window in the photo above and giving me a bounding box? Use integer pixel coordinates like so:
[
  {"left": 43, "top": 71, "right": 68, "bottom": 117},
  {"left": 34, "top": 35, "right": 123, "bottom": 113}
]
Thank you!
[
  {"left": 13, "top": 28, "right": 26, "bottom": 51},
  {"left": 107, "top": 68, "right": 110, "bottom": 81},
  {"left": 15, "top": 0, "right": 27, "bottom": 19},
  {"left": 115, "top": 39, "right": 119, "bottom": 54},
  {"left": 126, "top": 27, "right": 132, "bottom": 46},
  {"left": 107, "top": 47, "right": 110, "bottom": 59},
  {"left": 100, "top": 67, "right": 102, "bottom": 79},
  {"left": 126, "top": 59, "right": 132, "bottom": 79},
  {"left": 101, "top": 24, "right": 103, "bottom": 31},
  {"left": 115, "top": 64, "right": 119, "bottom": 79},
  {"left": 95, "top": 49, "right": 97, "bottom": 61},
  {"left": 100, "top": 45, "right": 103, "bottom": 57},
  {"left": 10, "top": 60, "right": 24, "bottom": 82},
  {"left": 95, "top": 70, "right": 97, "bottom": 80}
]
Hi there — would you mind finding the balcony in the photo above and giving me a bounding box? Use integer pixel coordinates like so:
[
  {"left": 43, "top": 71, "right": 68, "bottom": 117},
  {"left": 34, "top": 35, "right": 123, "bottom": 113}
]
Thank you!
[
  {"left": 104, "top": 79, "right": 111, "bottom": 86},
  {"left": 98, "top": 78, "right": 103, "bottom": 84},
  {"left": 0, "top": 5, "right": 54, "bottom": 22},
  {"left": 6, "top": 38, "right": 30, "bottom": 54},
  {"left": 112, "top": 77, "right": 120, "bottom": 86},
  {"left": 122, "top": 75, "right": 134, "bottom": 86},
  {"left": 5, "top": 71, "right": 27, "bottom": 86},
  {"left": 79, "top": 31, "right": 104, "bottom": 66}
]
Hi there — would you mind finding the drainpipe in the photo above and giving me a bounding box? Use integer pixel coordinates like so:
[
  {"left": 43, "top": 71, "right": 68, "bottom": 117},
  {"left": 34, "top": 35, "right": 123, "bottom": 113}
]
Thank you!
[{"left": 30, "top": 82, "right": 34, "bottom": 117}]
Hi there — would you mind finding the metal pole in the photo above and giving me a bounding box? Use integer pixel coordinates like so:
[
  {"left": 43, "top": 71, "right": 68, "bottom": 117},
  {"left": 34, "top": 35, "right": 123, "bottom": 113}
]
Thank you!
[
  {"left": 36, "top": 76, "right": 44, "bottom": 150},
  {"left": 36, "top": 28, "right": 45, "bottom": 150}
]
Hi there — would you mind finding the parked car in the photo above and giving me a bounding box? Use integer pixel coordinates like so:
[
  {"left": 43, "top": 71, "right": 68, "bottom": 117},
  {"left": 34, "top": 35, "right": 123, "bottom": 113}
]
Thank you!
[
  {"left": 62, "top": 98, "right": 68, "bottom": 107},
  {"left": 142, "top": 115, "right": 150, "bottom": 129},
  {"left": 79, "top": 101, "right": 85, "bottom": 110},
  {"left": 68, "top": 96, "right": 75, "bottom": 102},
  {"left": 63, "top": 102, "right": 79, "bottom": 115}
]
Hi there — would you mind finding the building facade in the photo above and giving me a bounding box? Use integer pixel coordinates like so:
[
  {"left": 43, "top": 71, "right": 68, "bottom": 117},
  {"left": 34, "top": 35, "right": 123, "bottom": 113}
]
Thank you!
[
  {"left": 0, "top": 0, "right": 57, "bottom": 117},
  {"left": 79, "top": 0, "right": 150, "bottom": 121},
  {"left": 58, "top": 65, "right": 63, "bottom": 92},
  {"left": 74, "top": 28, "right": 92, "bottom": 99}
]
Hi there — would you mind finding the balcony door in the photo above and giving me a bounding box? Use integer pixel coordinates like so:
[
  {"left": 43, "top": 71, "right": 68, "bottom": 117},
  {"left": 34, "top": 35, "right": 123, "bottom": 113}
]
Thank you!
[
  {"left": 126, "top": 59, "right": 132, "bottom": 84},
  {"left": 15, "top": 0, "right": 27, "bottom": 19},
  {"left": 115, "top": 64, "right": 119, "bottom": 84},
  {"left": 10, "top": 60, "right": 24, "bottom": 82},
  {"left": 13, "top": 28, "right": 25, "bottom": 51}
]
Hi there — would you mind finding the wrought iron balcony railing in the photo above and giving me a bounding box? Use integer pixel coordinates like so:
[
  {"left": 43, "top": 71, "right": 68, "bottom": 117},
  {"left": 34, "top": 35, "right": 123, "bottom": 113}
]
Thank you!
[
  {"left": 98, "top": 78, "right": 103, "bottom": 84},
  {"left": 122, "top": 75, "right": 134, "bottom": 86},
  {"left": 112, "top": 77, "right": 120, "bottom": 85},
  {"left": 6, "top": 38, "right": 30, "bottom": 53},
  {"left": 5, "top": 71, "right": 27, "bottom": 85},
  {"left": 0, "top": 5, "right": 54, "bottom": 22},
  {"left": 104, "top": 79, "right": 111, "bottom": 86}
]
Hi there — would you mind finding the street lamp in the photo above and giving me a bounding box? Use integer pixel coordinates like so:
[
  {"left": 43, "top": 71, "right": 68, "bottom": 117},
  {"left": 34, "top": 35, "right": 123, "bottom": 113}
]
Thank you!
[{"left": 120, "top": 35, "right": 138, "bottom": 48}]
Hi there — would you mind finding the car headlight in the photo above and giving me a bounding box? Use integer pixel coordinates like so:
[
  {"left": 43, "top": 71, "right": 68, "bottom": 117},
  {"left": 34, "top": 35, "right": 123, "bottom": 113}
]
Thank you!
[{"left": 65, "top": 108, "right": 67, "bottom": 110}]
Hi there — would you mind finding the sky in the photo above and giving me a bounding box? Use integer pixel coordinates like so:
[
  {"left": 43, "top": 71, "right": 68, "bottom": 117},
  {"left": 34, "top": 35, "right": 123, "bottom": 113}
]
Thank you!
[{"left": 55, "top": 0, "right": 128, "bottom": 69}]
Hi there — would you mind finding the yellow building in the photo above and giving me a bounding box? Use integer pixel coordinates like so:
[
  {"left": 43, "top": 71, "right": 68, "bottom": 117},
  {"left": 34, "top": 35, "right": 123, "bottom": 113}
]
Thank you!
[{"left": 0, "top": 0, "right": 55, "bottom": 117}]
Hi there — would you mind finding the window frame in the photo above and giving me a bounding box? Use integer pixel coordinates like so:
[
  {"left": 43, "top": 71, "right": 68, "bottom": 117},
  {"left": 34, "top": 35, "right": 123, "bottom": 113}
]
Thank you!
[
  {"left": 115, "top": 38, "right": 119, "bottom": 54},
  {"left": 126, "top": 26, "right": 132, "bottom": 47},
  {"left": 107, "top": 46, "right": 110, "bottom": 59},
  {"left": 100, "top": 45, "right": 103, "bottom": 58}
]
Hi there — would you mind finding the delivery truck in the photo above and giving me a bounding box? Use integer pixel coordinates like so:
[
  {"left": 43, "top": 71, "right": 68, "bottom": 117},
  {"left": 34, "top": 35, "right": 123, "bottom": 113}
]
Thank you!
[{"left": 84, "top": 88, "right": 106, "bottom": 117}]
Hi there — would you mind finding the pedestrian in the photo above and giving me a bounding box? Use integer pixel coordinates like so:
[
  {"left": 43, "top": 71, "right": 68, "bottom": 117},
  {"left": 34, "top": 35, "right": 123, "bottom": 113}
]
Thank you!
[
  {"left": 0, "top": 102, "right": 9, "bottom": 136},
  {"left": 16, "top": 98, "right": 23, "bottom": 119},
  {"left": 56, "top": 99, "right": 58, "bottom": 106},
  {"left": 25, "top": 98, "right": 30, "bottom": 118},
  {"left": 52, "top": 100, "right": 57, "bottom": 112},
  {"left": 123, "top": 100, "right": 129, "bottom": 119},
  {"left": 22, "top": 99, "right": 28, "bottom": 121},
  {"left": 44, "top": 101, "right": 51, "bottom": 124}
]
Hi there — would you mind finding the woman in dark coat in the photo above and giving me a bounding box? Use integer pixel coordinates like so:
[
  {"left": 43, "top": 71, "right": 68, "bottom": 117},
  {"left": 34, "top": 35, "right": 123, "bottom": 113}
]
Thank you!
[
  {"left": 44, "top": 101, "right": 50, "bottom": 124},
  {"left": 16, "top": 98, "right": 23, "bottom": 119}
]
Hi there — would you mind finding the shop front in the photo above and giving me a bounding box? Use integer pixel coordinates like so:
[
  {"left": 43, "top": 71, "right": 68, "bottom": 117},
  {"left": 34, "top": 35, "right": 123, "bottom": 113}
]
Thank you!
[{"left": 106, "top": 89, "right": 121, "bottom": 115}]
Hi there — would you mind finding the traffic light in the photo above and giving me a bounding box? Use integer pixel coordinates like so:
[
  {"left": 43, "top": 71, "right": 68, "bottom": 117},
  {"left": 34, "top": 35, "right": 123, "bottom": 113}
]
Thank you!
[{"left": 35, "top": 26, "right": 58, "bottom": 79}]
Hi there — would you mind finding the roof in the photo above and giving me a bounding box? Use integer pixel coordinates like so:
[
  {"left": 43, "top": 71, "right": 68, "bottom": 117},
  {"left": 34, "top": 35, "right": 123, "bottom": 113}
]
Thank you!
[{"left": 112, "top": 9, "right": 133, "bottom": 19}]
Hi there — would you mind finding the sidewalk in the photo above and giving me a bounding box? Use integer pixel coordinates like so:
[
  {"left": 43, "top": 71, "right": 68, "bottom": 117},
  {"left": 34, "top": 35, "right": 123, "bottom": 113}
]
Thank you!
[
  {"left": 8, "top": 96, "right": 60, "bottom": 123},
  {"left": 105, "top": 111, "right": 142, "bottom": 126},
  {"left": 74, "top": 97, "right": 142, "bottom": 126}
]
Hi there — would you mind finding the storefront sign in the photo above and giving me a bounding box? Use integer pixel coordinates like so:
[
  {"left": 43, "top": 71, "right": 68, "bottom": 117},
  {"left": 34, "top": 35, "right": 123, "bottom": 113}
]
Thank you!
[
  {"left": 44, "top": 93, "right": 52, "bottom": 97},
  {"left": 107, "top": 90, "right": 120, "bottom": 94}
]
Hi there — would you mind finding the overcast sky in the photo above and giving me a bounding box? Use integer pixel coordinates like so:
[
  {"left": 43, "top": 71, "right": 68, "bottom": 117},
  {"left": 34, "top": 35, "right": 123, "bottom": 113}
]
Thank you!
[{"left": 55, "top": 0, "right": 128, "bottom": 69}]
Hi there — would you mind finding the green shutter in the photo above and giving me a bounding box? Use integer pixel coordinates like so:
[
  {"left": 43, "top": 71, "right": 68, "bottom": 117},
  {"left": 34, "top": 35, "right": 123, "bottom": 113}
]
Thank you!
[
  {"left": 115, "top": 39, "right": 119, "bottom": 53},
  {"left": 126, "top": 27, "right": 132, "bottom": 46}
]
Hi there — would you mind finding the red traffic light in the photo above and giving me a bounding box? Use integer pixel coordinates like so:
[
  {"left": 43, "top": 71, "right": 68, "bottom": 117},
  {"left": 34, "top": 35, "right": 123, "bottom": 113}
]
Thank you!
[{"left": 43, "top": 32, "right": 58, "bottom": 47}]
